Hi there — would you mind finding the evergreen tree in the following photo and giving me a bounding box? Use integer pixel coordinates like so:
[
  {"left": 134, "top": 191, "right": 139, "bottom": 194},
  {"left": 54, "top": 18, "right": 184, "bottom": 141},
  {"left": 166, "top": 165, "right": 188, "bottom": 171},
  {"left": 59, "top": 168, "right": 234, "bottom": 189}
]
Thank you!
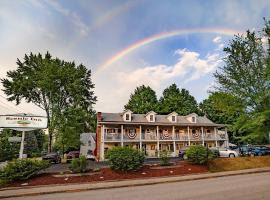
[
  {"left": 158, "top": 84, "right": 200, "bottom": 115},
  {"left": 124, "top": 85, "right": 158, "bottom": 114}
]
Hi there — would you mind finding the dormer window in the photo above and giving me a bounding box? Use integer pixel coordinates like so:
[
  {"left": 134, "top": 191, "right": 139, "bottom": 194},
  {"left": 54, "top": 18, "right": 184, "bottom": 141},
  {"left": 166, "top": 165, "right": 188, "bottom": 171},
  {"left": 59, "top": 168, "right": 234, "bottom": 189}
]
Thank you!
[
  {"left": 123, "top": 110, "right": 132, "bottom": 122},
  {"left": 145, "top": 111, "right": 156, "bottom": 122},
  {"left": 185, "top": 113, "right": 197, "bottom": 123},
  {"left": 126, "top": 114, "right": 130, "bottom": 121},
  {"left": 167, "top": 112, "right": 178, "bottom": 123}
]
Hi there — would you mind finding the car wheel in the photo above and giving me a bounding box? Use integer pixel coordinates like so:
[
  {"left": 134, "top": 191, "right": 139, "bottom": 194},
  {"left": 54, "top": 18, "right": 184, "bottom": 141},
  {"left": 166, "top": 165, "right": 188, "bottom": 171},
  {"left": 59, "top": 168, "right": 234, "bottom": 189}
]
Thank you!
[
  {"left": 229, "top": 153, "right": 235, "bottom": 158},
  {"left": 258, "top": 152, "right": 263, "bottom": 156}
]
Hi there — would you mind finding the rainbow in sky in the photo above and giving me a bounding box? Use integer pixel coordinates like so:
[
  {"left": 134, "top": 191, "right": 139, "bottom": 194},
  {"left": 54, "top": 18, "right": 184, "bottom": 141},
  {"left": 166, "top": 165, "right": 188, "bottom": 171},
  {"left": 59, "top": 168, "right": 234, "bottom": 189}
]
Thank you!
[{"left": 97, "top": 27, "right": 244, "bottom": 73}]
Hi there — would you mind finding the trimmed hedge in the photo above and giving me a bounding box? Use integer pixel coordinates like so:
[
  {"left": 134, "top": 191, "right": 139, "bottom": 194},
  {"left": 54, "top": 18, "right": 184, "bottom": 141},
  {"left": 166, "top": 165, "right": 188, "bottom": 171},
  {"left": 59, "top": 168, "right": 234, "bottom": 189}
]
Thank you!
[
  {"left": 160, "top": 150, "right": 170, "bottom": 166},
  {"left": 106, "top": 147, "right": 145, "bottom": 171},
  {"left": 0, "top": 159, "right": 50, "bottom": 185},
  {"left": 185, "top": 145, "right": 215, "bottom": 165}
]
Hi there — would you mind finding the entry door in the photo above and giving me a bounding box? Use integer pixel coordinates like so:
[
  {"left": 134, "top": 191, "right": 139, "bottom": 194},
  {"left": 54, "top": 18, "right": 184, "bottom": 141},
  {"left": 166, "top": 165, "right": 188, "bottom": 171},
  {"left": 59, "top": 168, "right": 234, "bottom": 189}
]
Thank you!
[{"left": 142, "top": 144, "right": 147, "bottom": 155}]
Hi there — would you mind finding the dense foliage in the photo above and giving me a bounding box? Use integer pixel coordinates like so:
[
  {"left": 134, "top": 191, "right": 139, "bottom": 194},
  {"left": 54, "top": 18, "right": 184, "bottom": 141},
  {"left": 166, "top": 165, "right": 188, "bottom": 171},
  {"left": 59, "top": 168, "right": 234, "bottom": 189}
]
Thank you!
[
  {"left": 212, "top": 19, "right": 270, "bottom": 144},
  {"left": 1, "top": 52, "right": 97, "bottom": 152},
  {"left": 124, "top": 85, "right": 158, "bottom": 114},
  {"left": 106, "top": 147, "right": 145, "bottom": 171},
  {"left": 185, "top": 145, "right": 214, "bottom": 165},
  {"left": 0, "top": 159, "right": 50, "bottom": 185},
  {"left": 0, "top": 129, "right": 20, "bottom": 162},
  {"left": 124, "top": 84, "right": 200, "bottom": 115},
  {"left": 69, "top": 156, "right": 88, "bottom": 173},
  {"left": 158, "top": 84, "right": 200, "bottom": 115},
  {"left": 0, "top": 129, "right": 47, "bottom": 161}
]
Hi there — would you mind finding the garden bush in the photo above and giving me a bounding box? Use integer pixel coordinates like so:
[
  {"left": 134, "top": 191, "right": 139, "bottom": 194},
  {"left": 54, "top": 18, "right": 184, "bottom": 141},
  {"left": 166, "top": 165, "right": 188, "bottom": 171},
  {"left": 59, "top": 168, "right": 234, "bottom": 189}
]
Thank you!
[
  {"left": 185, "top": 145, "right": 214, "bottom": 165},
  {"left": 160, "top": 150, "right": 170, "bottom": 166},
  {"left": 106, "top": 147, "right": 145, "bottom": 171},
  {"left": 69, "top": 156, "right": 88, "bottom": 173},
  {"left": 0, "top": 159, "right": 50, "bottom": 185}
]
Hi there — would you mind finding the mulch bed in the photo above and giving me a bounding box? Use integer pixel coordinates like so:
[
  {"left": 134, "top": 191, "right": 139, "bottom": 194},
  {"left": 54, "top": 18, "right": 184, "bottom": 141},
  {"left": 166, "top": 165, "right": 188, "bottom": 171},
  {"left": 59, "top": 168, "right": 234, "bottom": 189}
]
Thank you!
[{"left": 3, "top": 161, "right": 208, "bottom": 188}]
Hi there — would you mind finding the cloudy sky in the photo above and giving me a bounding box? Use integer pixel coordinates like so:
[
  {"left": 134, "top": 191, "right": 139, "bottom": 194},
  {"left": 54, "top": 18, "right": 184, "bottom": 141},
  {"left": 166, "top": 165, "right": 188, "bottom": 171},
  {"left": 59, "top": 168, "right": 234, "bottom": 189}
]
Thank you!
[{"left": 0, "top": 0, "right": 270, "bottom": 115}]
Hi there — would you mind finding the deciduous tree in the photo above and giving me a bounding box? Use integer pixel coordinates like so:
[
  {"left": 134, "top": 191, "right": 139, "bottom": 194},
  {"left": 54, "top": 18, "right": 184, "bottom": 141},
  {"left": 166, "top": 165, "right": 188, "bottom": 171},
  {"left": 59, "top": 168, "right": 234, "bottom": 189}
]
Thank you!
[{"left": 1, "top": 52, "right": 97, "bottom": 152}]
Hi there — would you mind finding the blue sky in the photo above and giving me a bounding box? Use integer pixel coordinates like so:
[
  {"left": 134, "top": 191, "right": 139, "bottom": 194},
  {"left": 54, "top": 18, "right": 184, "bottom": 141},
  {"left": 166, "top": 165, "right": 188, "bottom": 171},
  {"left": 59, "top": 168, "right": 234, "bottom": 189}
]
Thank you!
[{"left": 0, "top": 0, "right": 270, "bottom": 114}]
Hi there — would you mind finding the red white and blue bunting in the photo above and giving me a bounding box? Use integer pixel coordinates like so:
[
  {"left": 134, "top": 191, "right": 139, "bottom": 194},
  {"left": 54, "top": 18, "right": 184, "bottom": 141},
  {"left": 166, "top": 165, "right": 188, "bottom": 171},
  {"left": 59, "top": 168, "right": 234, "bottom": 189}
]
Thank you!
[
  {"left": 192, "top": 131, "right": 201, "bottom": 139},
  {"left": 161, "top": 130, "right": 171, "bottom": 140},
  {"left": 127, "top": 130, "right": 137, "bottom": 139}
]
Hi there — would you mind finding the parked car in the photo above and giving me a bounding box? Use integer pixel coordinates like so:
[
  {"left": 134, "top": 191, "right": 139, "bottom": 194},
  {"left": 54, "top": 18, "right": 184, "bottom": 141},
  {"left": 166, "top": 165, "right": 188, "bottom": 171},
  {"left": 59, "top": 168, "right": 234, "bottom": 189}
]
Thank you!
[
  {"left": 251, "top": 147, "right": 270, "bottom": 156},
  {"left": 86, "top": 150, "right": 96, "bottom": 161},
  {"left": 239, "top": 145, "right": 253, "bottom": 156},
  {"left": 66, "top": 151, "right": 80, "bottom": 162},
  {"left": 217, "top": 148, "right": 239, "bottom": 158},
  {"left": 42, "top": 152, "right": 61, "bottom": 164},
  {"left": 178, "top": 149, "right": 185, "bottom": 159}
]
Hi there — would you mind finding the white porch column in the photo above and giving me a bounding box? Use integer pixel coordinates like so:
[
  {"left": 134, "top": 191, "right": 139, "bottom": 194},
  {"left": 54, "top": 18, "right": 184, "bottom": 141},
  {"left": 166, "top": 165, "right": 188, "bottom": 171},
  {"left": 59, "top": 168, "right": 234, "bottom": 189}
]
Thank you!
[
  {"left": 139, "top": 125, "right": 142, "bottom": 150},
  {"left": 187, "top": 126, "right": 191, "bottom": 146},
  {"left": 100, "top": 125, "right": 105, "bottom": 160},
  {"left": 201, "top": 127, "right": 205, "bottom": 146},
  {"left": 173, "top": 126, "right": 176, "bottom": 157},
  {"left": 225, "top": 127, "right": 228, "bottom": 147},
  {"left": 214, "top": 127, "right": 218, "bottom": 147},
  {"left": 121, "top": 125, "right": 124, "bottom": 147},
  {"left": 157, "top": 125, "right": 160, "bottom": 157}
]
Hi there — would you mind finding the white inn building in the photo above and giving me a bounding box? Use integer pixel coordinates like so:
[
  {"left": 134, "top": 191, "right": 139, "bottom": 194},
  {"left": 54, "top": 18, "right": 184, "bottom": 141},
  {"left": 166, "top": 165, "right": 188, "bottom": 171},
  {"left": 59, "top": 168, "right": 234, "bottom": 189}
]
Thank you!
[{"left": 96, "top": 110, "right": 228, "bottom": 161}]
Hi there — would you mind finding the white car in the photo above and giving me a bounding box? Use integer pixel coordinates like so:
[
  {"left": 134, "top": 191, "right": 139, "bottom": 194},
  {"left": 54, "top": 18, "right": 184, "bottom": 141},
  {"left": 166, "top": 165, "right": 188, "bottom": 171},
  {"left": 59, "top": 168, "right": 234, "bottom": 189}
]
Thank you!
[{"left": 218, "top": 148, "right": 239, "bottom": 158}]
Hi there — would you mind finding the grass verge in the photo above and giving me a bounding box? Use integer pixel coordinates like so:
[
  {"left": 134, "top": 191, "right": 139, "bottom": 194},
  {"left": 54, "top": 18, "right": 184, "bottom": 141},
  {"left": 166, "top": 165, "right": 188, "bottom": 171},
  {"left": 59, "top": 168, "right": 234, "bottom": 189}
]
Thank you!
[{"left": 208, "top": 156, "right": 270, "bottom": 172}]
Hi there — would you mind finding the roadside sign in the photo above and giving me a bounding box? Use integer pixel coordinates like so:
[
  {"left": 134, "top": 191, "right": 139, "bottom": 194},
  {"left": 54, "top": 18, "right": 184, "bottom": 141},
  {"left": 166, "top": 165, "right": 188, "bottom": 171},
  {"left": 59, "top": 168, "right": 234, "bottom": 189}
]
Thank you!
[
  {"left": 8, "top": 136, "right": 22, "bottom": 142},
  {"left": 0, "top": 114, "right": 48, "bottom": 131}
]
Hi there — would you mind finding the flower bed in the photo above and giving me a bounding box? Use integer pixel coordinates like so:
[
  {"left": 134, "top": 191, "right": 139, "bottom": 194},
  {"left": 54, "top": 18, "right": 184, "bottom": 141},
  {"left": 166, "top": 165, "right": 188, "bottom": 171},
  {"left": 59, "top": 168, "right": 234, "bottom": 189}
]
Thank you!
[{"left": 3, "top": 161, "right": 208, "bottom": 188}]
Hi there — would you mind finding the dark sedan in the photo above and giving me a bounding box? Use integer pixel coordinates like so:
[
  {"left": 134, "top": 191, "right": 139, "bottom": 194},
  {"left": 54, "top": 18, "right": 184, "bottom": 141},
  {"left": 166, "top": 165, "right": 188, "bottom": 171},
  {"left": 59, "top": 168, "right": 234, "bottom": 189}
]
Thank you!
[
  {"left": 42, "top": 152, "right": 61, "bottom": 163},
  {"left": 251, "top": 147, "right": 270, "bottom": 156},
  {"left": 66, "top": 151, "right": 80, "bottom": 162}
]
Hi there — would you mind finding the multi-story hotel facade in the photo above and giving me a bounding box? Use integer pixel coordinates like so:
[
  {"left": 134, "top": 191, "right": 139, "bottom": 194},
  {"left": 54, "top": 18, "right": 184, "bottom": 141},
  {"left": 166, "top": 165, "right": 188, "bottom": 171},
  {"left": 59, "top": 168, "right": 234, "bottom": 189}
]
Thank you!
[{"left": 96, "top": 110, "right": 228, "bottom": 161}]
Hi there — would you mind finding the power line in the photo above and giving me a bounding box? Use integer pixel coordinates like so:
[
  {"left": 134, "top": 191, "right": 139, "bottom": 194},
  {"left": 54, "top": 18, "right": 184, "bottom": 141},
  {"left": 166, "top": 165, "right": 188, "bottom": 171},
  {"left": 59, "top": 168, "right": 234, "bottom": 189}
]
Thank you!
[
  {"left": 0, "top": 94, "right": 28, "bottom": 113},
  {"left": 0, "top": 102, "right": 20, "bottom": 114},
  {"left": 0, "top": 98, "right": 25, "bottom": 113}
]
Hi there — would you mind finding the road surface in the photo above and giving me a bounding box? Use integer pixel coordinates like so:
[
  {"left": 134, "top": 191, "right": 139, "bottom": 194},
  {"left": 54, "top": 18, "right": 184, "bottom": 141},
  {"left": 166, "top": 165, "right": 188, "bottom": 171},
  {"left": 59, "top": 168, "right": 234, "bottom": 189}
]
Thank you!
[{"left": 14, "top": 172, "right": 270, "bottom": 200}]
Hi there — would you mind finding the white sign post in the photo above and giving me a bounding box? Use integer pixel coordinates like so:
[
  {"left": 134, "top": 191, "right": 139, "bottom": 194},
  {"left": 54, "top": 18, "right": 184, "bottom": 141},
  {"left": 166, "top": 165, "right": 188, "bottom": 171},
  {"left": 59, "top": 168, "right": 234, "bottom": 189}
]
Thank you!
[{"left": 0, "top": 114, "right": 48, "bottom": 159}]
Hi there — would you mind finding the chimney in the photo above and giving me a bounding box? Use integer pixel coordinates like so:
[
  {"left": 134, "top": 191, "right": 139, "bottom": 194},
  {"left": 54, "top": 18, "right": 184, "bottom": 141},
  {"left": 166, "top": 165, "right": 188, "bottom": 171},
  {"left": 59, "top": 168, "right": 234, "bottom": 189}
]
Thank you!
[{"left": 97, "top": 112, "right": 102, "bottom": 122}]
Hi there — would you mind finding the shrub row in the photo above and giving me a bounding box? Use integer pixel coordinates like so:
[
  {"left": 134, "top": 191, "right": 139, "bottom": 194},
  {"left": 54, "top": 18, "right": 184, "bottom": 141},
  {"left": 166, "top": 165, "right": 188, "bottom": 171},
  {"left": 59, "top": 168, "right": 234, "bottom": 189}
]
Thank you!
[{"left": 0, "top": 159, "right": 50, "bottom": 185}]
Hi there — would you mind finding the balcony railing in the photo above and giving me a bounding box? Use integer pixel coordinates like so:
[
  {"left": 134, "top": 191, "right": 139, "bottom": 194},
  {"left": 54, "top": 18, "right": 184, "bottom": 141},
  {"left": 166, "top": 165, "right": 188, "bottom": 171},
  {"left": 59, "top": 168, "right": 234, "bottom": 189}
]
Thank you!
[
  {"left": 104, "top": 133, "right": 121, "bottom": 141},
  {"left": 141, "top": 132, "right": 157, "bottom": 140},
  {"left": 175, "top": 135, "right": 189, "bottom": 140},
  {"left": 216, "top": 134, "right": 227, "bottom": 140},
  {"left": 204, "top": 133, "right": 216, "bottom": 140}
]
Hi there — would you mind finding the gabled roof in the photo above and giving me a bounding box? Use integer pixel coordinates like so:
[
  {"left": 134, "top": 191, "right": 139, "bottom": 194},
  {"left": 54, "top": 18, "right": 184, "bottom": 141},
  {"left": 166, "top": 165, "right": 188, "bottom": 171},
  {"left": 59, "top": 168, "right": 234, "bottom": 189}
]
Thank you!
[
  {"left": 98, "top": 112, "right": 224, "bottom": 127},
  {"left": 167, "top": 112, "right": 178, "bottom": 117},
  {"left": 145, "top": 111, "right": 157, "bottom": 116},
  {"left": 185, "top": 113, "right": 198, "bottom": 117}
]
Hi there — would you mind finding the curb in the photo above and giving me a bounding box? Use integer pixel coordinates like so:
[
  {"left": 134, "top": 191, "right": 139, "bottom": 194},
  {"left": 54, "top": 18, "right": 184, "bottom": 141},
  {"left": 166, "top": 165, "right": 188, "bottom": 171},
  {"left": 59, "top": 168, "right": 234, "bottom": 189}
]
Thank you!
[{"left": 1, "top": 168, "right": 270, "bottom": 199}]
